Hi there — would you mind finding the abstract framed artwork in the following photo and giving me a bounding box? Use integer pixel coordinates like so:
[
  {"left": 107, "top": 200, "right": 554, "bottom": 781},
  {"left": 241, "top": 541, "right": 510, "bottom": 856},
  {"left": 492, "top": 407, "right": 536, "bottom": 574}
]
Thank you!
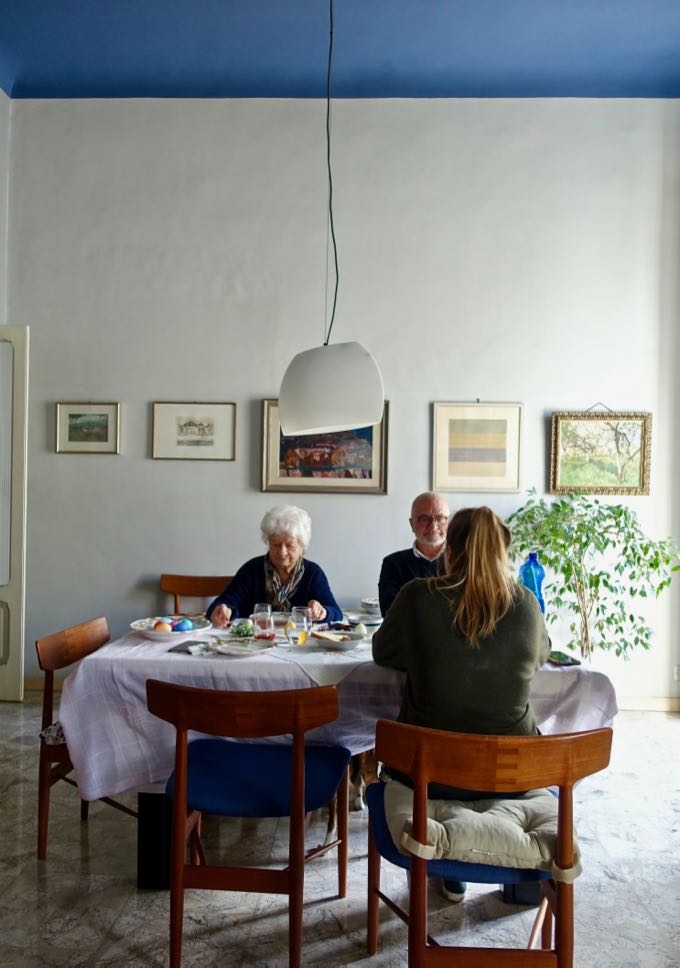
[
  {"left": 432, "top": 402, "right": 522, "bottom": 492},
  {"left": 152, "top": 402, "right": 236, "bottom": 461},
  {"left": 55, "top": 402, "right": 120, "bottom": 454},
  {"left": 550, "top": 410, "right": 651, "bottom": 495},
  {"left": 261, "top": 399, "right": 388, "bottom": 494}
]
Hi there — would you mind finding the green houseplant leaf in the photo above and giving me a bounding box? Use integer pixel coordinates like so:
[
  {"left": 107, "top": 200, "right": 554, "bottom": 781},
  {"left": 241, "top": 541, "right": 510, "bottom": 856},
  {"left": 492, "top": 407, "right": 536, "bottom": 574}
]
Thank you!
[{"left": 506, "top": 490, "right": 679, "bottom": 659}]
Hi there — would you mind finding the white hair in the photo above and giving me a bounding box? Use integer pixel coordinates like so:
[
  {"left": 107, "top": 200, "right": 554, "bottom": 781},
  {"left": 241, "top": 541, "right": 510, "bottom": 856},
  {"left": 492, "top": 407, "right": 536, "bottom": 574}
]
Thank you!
[{"left": 260, "top": 505, "right": 312, "bottom": 551}]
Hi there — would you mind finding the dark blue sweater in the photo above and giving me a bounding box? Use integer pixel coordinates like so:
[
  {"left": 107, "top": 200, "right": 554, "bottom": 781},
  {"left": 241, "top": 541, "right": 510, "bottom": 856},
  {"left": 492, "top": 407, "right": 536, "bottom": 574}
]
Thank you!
[
  {"left": 378, "top": 548, "right": 443, "bottom": 616},
  {"left": 206, "top": 555, "right": 343, "bottom": 622}
]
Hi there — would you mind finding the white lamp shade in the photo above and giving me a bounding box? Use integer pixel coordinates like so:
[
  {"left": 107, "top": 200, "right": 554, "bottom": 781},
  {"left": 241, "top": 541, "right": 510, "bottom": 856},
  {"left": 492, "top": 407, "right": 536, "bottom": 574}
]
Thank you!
[{"left": 278, "top": 341, "right": 384, "bottom": 435}]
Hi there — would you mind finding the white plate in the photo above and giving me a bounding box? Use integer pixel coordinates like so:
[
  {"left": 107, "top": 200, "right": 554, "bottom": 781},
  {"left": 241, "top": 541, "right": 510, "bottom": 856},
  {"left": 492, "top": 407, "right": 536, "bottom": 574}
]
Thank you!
[
  {"left": 211, "top": 637, "right": 278, "bottom": 657},
  {"left": 130, "top": 616, "right": 212, "bottom": 642}
]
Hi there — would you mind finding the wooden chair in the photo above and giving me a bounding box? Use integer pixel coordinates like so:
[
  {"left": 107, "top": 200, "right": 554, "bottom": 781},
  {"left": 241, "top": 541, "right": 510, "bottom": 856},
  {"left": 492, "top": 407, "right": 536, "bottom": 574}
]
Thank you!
[
  {"left": 159, "top": 573, "right": 232, "bottom": 615},
  {"left": 35, "top": 616, "right": 137, "bottom": 860},
  {"left": 367, "top": 720, "right": 613, "bottom": 967},
  {"left": 146, "top": 679, "right": 351, "bottom": 968}
]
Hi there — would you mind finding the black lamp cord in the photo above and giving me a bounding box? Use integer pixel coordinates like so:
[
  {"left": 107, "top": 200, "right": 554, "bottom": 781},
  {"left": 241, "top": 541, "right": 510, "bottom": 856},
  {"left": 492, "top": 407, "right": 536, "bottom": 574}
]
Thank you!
[{"left": 324, "top": 0, "right": 339, "bottom": 347}]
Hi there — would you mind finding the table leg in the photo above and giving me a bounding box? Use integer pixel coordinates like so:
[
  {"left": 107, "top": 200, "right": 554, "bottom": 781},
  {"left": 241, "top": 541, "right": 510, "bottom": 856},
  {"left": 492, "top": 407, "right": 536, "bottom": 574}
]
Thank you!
[{"left": 137, "top": 791, "right": 172, "bottom": 889}]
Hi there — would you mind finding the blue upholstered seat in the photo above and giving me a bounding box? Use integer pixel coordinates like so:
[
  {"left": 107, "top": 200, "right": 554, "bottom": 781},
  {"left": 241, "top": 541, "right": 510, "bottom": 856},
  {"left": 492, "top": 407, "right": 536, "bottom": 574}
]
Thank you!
[{"left": 167, "top": 740, "right": 351, "bottom": 817}]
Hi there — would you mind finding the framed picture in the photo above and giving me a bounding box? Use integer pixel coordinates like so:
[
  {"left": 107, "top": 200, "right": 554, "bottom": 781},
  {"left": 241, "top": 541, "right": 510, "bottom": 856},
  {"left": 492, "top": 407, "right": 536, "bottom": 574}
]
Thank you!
[
  {"left": 55, "top": 402, "right": 120, "bottom": 454},
  {"left": 432, "top": 402, "right": 522, "bottom": 492},
  {"left": 550, "top": 411, "right": 652, "bottom": 495},
  {"left": 152, "top": 402, "right": 236, "bottom": 461},
  {"left": 261, "top": 399, "right": 388, "bottom": 494}
]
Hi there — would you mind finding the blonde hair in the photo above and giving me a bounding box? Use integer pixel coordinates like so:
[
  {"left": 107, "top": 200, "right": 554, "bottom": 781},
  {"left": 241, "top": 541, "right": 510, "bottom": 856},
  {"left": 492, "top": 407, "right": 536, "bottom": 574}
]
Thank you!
[{"left": 434, "top": 506, "right": 515, "bottom": 647}]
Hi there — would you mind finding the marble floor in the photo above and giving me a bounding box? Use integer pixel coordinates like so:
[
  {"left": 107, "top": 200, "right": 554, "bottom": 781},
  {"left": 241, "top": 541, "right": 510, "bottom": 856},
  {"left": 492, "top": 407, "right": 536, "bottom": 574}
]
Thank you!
[{"left": 1, "top": 695, "right": 678, "bottom": 967}]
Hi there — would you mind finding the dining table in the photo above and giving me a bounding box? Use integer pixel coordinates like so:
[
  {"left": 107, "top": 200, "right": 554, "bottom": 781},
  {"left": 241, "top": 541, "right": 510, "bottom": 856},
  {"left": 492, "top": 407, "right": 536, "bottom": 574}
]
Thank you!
[{"left": 58, "top": 626, "right": 619, "bottom": 887}]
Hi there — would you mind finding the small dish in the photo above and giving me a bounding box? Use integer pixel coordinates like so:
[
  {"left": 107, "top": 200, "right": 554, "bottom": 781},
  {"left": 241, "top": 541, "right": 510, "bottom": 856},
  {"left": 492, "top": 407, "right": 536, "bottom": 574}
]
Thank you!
[
  {"left": 360, "top": 597, "right": 381, "bottom": 613},
  {"left": 130, "top": 616, "right": 212, "bottom": 642}
]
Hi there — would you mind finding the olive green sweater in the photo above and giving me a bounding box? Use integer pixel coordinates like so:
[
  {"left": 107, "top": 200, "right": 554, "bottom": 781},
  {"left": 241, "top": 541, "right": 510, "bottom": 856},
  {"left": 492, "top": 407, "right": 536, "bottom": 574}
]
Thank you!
[
  {"left": 373, "top": 579, "right": 550, "bottom": 798},
  {"left": 373, "top": 579, "right": 550, "bottom": 739}
]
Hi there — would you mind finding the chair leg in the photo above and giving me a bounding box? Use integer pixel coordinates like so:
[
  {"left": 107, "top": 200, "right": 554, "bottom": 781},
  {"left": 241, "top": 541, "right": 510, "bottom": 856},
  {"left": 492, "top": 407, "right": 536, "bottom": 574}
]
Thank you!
[
  {"left": 80, "top": 798, "right": 90, "bottom": 821},
  {"left": 37, "top": 748, "right": 52, "bottom": 860},
  {"left": 367, "top": 823, "right": 381, "bottom": 955},
  {"left": 528, "top": 896, "right": 549, "bottom": 949},
  {"left": 408, "top": 857, "right": 428, "bottom": 968},
  {"left": 555, "top": 881, "right": 574, "bottom": 968},
  {"left": 542, "top": 898, "right": 554, "bottom": 949},
  {"left": 337, "top": 768, "right": 349, "bottom": 898},
  {"left": 169, "top": 812, "right": 189, "bottom": 968},
  {"left": 289, "top": 811, "right": 305, "bottom": 968}
]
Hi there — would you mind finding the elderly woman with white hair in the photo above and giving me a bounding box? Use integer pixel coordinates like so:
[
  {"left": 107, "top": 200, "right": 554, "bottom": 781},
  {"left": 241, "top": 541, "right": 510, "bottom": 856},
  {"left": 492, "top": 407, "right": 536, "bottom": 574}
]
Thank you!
[{"left": 207, "top": 505, "right": 343, "bottom": 627}]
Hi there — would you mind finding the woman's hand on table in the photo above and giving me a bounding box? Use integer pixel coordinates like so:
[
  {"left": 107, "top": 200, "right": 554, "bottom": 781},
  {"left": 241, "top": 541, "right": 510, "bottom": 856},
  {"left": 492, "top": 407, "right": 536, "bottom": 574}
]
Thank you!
[
  {"left": 307, "top": 600, "right": 327, "bottom": 622},
  {"left": 211, "top": 604, "right": 232, "bottom": 628}
]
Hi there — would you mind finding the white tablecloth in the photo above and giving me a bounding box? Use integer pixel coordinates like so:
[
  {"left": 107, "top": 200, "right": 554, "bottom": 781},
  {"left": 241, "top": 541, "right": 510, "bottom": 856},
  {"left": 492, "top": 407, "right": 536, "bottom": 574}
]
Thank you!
[{"left": 59, "top": 631, "right": 618, "bottom": 802}]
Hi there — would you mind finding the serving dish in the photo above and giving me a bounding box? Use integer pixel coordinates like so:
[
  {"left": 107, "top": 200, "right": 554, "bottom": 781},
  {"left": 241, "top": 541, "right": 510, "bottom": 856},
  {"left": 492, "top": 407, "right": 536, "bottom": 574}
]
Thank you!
[
  {"left": 130, "top": 616, "right": 212, "bottom": 642},
  {"left": 308, "top": 630, "right": 366, "bottom": 651}
]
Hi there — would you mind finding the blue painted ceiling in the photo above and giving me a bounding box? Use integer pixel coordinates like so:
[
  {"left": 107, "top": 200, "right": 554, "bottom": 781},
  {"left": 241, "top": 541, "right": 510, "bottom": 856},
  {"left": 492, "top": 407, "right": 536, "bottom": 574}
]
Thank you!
[{"left": 2, "top": 0, "right": 680, "bottom": 100}]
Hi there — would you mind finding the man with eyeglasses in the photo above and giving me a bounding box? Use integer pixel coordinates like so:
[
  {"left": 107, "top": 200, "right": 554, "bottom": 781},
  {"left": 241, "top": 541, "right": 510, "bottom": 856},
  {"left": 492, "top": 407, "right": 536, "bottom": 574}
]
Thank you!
[{"left": 378, "top": 491, "right": 450, "bottom": 616}]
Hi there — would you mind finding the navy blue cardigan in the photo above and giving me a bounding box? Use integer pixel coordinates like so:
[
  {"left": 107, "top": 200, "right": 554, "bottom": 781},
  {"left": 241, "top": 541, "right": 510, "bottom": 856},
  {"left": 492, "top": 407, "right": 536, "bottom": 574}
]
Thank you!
[{"left": 206, "top": 555, "right": 343, "bottom": 622}]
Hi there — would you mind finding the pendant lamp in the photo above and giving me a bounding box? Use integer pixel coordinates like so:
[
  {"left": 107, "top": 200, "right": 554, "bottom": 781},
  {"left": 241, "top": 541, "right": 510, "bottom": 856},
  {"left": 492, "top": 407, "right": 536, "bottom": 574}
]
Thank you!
[{"left": 278, "top": 0, "right": 384, "bottom": 436}]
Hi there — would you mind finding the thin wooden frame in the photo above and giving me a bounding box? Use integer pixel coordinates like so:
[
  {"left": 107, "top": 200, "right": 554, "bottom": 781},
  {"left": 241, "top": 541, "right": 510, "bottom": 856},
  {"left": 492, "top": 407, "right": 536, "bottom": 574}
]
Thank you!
[
  {"left": 152, "top": 402, "right": 236, "bottom": 461},
  {"left": 55, "top": 402, "right": 120, "bottom": 454},
  {"left": 261, "top": 399, "right": 388, "bottom": 494},
  {"left": 550, "top": 410, "right": 652, "bottom": 495},
  {"left": 432, "top": 401, "right": 522, "bottom": 492}
]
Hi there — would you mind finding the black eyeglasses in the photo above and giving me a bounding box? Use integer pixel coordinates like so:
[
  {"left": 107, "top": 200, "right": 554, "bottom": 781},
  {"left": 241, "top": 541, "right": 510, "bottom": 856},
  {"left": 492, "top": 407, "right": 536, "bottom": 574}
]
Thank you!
[{"left": 415, "top": 514, "right": 448, "bottom": 527}]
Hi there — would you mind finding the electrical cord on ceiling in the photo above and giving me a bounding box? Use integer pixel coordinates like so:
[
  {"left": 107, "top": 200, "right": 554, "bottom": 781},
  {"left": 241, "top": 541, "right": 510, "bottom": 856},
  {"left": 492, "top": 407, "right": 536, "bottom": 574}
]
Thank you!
[{"left": 324, "top": 0, "right": 339, "bottom": 347}]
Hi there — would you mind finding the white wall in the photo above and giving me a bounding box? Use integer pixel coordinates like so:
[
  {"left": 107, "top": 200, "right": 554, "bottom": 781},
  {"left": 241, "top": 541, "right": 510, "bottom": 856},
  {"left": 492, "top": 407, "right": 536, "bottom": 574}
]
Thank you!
[
  {"left": 0, "top": 91, "right": 9, "bottom": 323},
  {"left": 7, "top": 97, "right": 680, "bottom": 699}
]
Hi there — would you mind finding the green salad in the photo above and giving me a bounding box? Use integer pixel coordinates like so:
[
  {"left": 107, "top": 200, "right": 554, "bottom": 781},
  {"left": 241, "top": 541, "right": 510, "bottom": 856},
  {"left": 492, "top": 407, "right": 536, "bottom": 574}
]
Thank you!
[{"left": 230, "top": 619, "right": 254, "bottom": 638}]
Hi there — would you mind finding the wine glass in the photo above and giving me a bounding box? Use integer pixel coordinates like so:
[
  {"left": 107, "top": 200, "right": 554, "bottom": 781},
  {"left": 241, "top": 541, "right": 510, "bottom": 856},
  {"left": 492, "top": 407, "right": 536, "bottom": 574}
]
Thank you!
[
  {"left": 253, "top": 603, "right": 275, "bottom": 641},
  {"left": 286, "top": 606, "right": 311, "bottom": 646}
]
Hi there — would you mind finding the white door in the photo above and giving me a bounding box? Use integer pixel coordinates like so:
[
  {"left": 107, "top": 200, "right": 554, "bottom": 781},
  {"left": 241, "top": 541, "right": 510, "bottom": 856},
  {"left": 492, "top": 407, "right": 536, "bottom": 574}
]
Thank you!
[{"left": 0, "top": 326, "right": 29, "bottom": 700}]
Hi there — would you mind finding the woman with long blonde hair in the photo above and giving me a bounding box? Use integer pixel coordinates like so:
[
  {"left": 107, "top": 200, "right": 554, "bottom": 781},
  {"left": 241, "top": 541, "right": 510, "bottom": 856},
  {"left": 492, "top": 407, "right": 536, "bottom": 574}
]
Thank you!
[{"left": 372, "top": 506, "right": 550, "bottom": 902}]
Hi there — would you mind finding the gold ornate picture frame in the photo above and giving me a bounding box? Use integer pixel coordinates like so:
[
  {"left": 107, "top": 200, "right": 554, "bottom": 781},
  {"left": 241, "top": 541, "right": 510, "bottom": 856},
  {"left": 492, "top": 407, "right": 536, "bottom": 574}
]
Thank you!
[{"left": 550, "top": 410, "right": 651, "bottom": 495}]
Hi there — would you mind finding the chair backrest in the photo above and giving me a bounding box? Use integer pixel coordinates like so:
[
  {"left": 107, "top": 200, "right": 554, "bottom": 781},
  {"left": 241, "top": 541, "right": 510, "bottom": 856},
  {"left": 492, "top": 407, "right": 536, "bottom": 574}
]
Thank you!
[
  {"left": 375, "top": 719, "right": 613, "bottom": 794},
  {"left": 375, "top": 719, "right": 612, "bottom": 871},
  {"left": 35, "top": 616, "right": 110, "bottom": 730},
  {"left": 146, "top": 679, "right": 339, "bottom": 739},
  {"left": 159, "top": 573, "right": 232, "bottom": 614}
]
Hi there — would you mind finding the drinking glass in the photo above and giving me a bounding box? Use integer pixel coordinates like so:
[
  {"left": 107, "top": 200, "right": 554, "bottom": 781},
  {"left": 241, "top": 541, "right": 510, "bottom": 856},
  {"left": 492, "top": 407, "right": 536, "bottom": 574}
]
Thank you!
[
  {"left": 253, "top": 603, "right": 275, "bottom": 641},
  {"left": 286, "top": 606, "right": 311, "bottom": 646}
]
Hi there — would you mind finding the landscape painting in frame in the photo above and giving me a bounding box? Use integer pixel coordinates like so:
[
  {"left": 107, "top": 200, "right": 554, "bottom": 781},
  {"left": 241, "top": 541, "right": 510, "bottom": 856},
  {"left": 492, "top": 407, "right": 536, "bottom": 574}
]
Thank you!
[
  {"left": 261, "top": 399, "right": 388, "bottom": 494},
  {"left": 56, "top": 402, "right": 120, "bottom": 454},
  {"left": 152, "top": 402, "right": 236, "bottom": 460},
  {"left": 550, "top": 411, "right": 651, "bottom": 495},
  {"left": 432, "top": 402, "right": 522, "bottom": 492}
]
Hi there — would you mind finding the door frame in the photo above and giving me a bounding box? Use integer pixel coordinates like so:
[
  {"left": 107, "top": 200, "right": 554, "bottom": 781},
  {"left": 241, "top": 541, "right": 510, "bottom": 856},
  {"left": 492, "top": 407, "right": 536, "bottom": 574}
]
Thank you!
[{"left": 0, "top": 325, "right": 29, "bottom": 700}]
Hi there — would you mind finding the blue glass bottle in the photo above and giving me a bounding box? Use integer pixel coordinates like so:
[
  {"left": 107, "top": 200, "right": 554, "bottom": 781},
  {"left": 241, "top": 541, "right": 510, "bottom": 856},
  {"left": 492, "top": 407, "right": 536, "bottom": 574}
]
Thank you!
[{"left": 519, "top": 552, "right": 545, "bottom": 613}]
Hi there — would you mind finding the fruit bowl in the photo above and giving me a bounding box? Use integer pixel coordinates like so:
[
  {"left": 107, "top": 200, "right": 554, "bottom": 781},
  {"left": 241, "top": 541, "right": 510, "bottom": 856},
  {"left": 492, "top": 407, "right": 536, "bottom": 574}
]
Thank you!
[{"left": 130, "top": 616, "right": 212, "bottom": 642}]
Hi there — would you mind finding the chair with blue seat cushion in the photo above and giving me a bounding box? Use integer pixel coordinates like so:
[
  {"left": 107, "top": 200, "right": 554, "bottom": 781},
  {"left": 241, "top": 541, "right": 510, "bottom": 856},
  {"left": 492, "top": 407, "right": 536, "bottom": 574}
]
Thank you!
[
  {"left": 146, "top": 679, "right": 351, "bottom": 968},
  {"left": 367, "top": 719, "right": 612, "bottom": 967}
]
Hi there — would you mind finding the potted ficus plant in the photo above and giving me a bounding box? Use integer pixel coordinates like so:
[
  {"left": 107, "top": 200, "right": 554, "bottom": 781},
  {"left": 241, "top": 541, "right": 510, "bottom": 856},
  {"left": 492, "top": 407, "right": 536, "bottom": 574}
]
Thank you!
[{"left": 506, "top": 490, "right": 679, "bottom": 659}]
